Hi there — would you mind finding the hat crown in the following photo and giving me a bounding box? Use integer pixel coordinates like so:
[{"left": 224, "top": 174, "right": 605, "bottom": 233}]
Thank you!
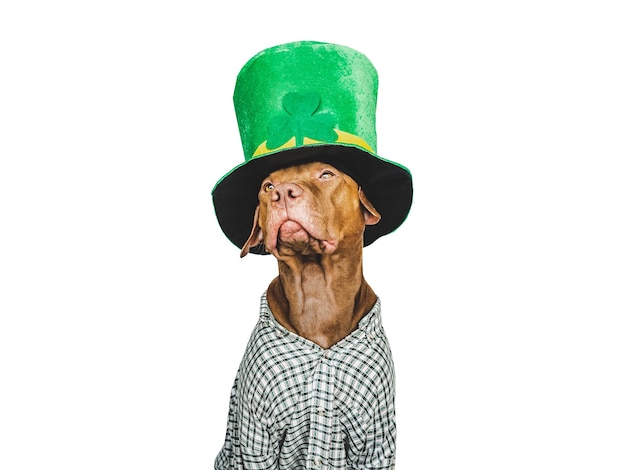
[{"left": 233, "top": 41, "right": 379, "bottom": 161}]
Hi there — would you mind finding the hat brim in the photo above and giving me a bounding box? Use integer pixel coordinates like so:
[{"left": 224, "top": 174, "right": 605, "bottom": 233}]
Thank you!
[{"left": 212, "top": 144, "right": 413, "bottom": 255}]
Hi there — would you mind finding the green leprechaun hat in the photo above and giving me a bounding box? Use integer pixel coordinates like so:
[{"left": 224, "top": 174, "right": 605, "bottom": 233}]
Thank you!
[{"left": 212, "top": 41, "right": 413, "bottom": 254}]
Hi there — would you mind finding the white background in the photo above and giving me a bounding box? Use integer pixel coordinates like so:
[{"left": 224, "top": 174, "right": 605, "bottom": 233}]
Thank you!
[{"left": 1, "top": 1, "right": 625, "bottom": 469}]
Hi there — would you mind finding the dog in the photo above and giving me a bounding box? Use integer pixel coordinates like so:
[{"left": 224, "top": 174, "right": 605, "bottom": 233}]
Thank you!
[{"left": 215, "top": 161, "right": 397, "bottom": 469}]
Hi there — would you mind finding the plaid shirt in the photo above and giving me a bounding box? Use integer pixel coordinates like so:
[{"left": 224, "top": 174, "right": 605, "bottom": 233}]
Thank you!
[{"left": 215, "top": 293, "right": 396, "bottom": 470}]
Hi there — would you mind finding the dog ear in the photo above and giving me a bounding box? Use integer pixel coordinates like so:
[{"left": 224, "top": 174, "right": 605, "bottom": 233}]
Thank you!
[
  {"left": 240, "top": 205, "right": 264, "bottom": 258},
  {"left": 358, "top": 188, "right": 381, "bottom": 225}
]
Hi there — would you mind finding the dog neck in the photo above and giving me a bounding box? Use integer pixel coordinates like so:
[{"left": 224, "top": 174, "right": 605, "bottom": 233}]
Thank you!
[{"left": 266, "top": 244, "right": 377, "bottom": 349}]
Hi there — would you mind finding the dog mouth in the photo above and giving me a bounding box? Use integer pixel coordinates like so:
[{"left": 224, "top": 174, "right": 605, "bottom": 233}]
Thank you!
[
  {"left": 278, "top": 220, "right": 311, "bottom": 242},
  {"left": 272, "top": 220, "right": 336, "bottom": 255}
]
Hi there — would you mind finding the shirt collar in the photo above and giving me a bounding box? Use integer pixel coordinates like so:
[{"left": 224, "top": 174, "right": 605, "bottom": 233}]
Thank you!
[{"left": 258, "top": 292, "right": 383, "bottom": 346}]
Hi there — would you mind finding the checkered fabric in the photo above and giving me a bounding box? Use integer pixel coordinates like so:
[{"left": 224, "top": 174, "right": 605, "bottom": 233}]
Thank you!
[{"left": 214, "top": 293, "right": 396, "bottom": 469}]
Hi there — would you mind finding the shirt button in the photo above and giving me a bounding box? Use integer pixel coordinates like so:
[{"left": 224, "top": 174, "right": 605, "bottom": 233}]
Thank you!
[
  {"left": 317, "top": 406, "right": 326, "bottom": 416},
  {"left": 323, "top": 350, "right": 331, "bottom": 359},
  {"left": 314, "top": 456, "right": 323, "bottom": 467}
]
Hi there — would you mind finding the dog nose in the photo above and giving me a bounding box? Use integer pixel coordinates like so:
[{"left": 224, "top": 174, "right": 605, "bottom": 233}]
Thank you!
[{"left": 272, "top": 182, "right": 303, "bottom": 202}]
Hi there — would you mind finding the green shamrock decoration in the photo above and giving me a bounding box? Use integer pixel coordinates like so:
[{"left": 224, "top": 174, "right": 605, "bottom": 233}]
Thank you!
[{"left": 266, "top": 92, "right": 338, "bottom": 150}]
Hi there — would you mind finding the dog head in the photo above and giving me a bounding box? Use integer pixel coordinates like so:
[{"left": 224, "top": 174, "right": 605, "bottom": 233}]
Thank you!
[{"left": 241, "top": 161, "right": 381, "bottom": 258}]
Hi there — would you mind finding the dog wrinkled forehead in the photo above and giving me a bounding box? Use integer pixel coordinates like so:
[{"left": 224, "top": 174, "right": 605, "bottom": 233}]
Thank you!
[{"left": 263, "top": 161, "right": 348, "bottom": 181}]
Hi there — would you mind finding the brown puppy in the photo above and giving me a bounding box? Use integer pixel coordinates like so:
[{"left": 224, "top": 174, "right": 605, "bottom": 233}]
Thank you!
[
  {"left": 214, "top": 160, "right": 398, "bottom": 468},
  {"left": 240, "top": 161, "right": 381, "bottom": 349}
]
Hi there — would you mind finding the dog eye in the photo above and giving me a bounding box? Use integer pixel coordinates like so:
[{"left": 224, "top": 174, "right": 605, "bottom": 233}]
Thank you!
[
  {"left": 263, "top": 182, "right": 274, "bottom": 192},
  {"left": 320, "top": 170, "right": 334, "bottom": 179}
]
